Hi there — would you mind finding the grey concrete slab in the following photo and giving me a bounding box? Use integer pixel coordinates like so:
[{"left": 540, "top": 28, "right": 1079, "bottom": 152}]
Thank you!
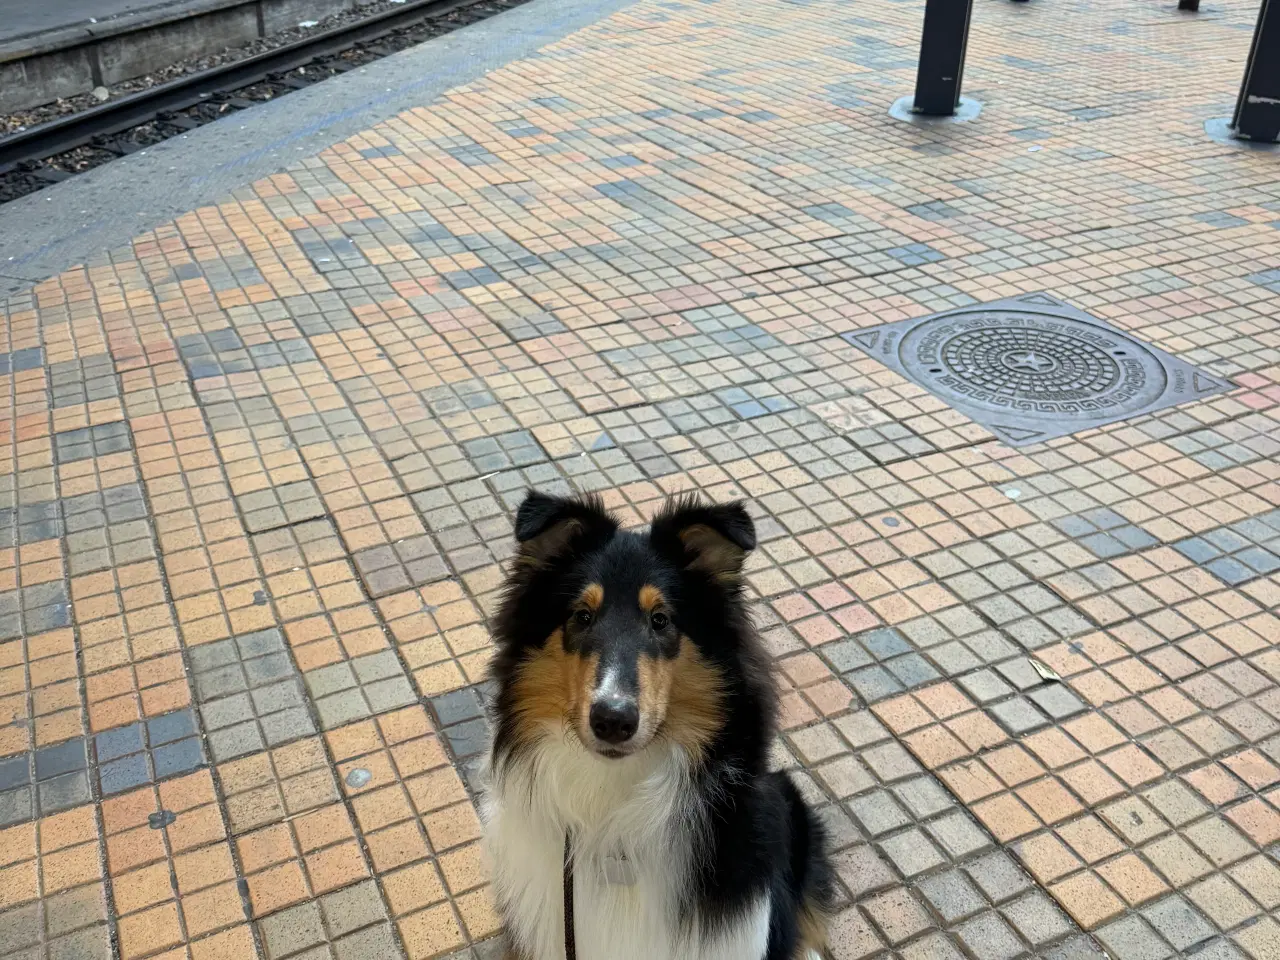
[
  {"left": 0, "top": 0, "right": 639, "bottom": 297},
  {"left": 0, "top": 0, "right": 180, "bottom": 44}
]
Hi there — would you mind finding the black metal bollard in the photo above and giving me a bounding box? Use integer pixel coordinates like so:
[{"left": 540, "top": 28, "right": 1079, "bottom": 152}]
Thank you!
[
  {"left": 1178, "top": 0, "right": 1200, "bottom": 10},
  {"left": 1233, "top": 0, "right": 1280, "bottom": 142},
  {"left": 912, "top": 0, "right": 976, "bottom": 116}
]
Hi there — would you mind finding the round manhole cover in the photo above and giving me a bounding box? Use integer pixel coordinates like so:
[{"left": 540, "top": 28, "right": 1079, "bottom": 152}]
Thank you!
[
  {"left": 841, "top": 293, "right": 1232, "bottom": 446},
  {"left": 898, "top": 309, "right": 1167, "bottom": 417}
]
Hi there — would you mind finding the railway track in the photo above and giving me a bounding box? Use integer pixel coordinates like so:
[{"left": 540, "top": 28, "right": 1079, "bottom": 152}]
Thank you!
[{"left": 0, "top": 0, "right": 530, "bottom": 204}]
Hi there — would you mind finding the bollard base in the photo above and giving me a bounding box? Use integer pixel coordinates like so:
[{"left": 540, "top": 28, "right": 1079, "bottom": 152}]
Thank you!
[
  {"left": 889, "top": 95, "right": 983, "bottom": 125},
  {"left": 1205, "top": 117, "right": 1279, "bottom": 148}
]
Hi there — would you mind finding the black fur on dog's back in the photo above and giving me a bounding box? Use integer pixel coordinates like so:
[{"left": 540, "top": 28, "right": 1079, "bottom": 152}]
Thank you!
[{"left": 487, "top": 491, "right": 834, "bottom": 958}]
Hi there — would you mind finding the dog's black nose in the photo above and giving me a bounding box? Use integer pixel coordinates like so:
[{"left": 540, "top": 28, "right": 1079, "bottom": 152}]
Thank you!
[{"left": 590, "top": 698, "right": 638, "bottom": 745}]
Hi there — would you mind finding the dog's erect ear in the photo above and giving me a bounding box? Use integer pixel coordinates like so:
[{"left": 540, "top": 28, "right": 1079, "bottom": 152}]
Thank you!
[
  {"left": 514, "top": 491, "right": 617, "bottom": 566},
  {"left": 650, "top": 496, "right": 756, "bottom": 581}
]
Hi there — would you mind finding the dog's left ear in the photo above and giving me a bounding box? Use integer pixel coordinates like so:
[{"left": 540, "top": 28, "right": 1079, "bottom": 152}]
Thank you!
[
  {"left": 514, "top": 491, "right": 617, "bottom": 567},
  {"left": 650, "top": 496, "right": 756, "bottom": 582}
]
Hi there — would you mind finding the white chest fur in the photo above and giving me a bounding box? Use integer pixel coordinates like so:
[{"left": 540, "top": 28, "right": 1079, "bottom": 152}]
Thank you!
[{"left": 480, "top": 738, "right": 772, "bottom": 960}]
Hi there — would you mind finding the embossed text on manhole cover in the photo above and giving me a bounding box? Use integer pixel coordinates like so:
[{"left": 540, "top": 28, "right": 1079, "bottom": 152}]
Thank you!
[{"left": 841, "top": 293, "right": 1232, "bottom": 446}]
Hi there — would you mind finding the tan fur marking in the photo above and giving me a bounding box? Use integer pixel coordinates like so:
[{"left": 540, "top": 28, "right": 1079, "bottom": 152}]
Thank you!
[
  {"left": 658, "top": 637, "right": 725, "bottom": 763},
  {"left": 510, "top": 629, "right": 597, "bottom": 746},
  {"left": 638, "top": 584, "right": 665, "bottom": 612},
  {"left": 796, "top": 900, "right": 830, "bottom": 956},
  {"left": 579, "top": 583, "right": 604, "bottom": 611},
  {"left": 679, "top": 523, "right": 746, "bottom": 582},
  {"left": 637, "top": 653, "right": 675, "bottom": 734}
]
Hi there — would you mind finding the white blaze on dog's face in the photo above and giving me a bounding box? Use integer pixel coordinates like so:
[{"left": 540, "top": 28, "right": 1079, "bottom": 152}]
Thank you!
[
  {"left": 505, "top": 494, "right": 756, "bottom": 764},
  {"left": 564, "top": 578, "right": 685, "bottom": 758}
]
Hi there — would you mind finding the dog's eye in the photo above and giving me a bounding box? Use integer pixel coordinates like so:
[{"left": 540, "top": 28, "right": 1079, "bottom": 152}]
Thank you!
[
  {"left": 650, "top": 611, "right": 669, "bottom": 630},
  {"left": 573, "top": 609, "right": 593, "bottom": 627}
]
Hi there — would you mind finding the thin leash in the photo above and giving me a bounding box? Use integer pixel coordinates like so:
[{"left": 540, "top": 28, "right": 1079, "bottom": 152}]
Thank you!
[{"left": 563, "top": 831, "right": 577, "bottom": 960}]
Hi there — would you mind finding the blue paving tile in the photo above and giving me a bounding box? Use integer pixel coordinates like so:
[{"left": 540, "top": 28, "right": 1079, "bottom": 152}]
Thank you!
[
  {"left": 1173, "top": 538, "right": 1221, "bottom": 564},
  {"left": 153, "top": 738, "right": 205, "bottom": 779},
  {"left": 95, "top": 723, "right": 144, "bottom": 763},
  {"left": 860, "top": 627, "right": 911, "bottom": 660},
  {"left": 1194, "top": 211, "right": 1249, "bottom": 228},
  {"left": 885, "top": 242, "right": 946, "bottom": 266},
  {"left": 1206, "top": 556, "right": 1254, "bottom": 585},
  {"left": 1246, "top": 268, "right": 1280, "bottom": 292},
  {"left": 429, "top": 687, "right": 486, "bottom": 727},
  {"left": 147, "top": 709, "right": 197, "bottom": 747},
  {"left": 1236, "top": 547, "right": 1280, "bottom": 574},
  {"left": 442, "top": 718, "right": 488, "bottom": 759},
  {"left": 0, "top": 347, "right": 44, "bottom": 375},
  {"left": 822, "top": 638, "right": 874, "bottom": 673},
  {"left": 1002, "top": 54, "right": 1054, "bottom": 72},
  {"left": 823, "top": 81, "right": 873, "bottom": 109},
  {"left": 1082, "top": 508, "right": 1126, "bottom": 531},
  {"left": 887, "top": 653, "right": 941, "bottom": 688},
  {"left": 1234, "top": 518, "right": 1277, "bottom": 543},
  {"left": 100, "top": 754, "right": 151, "bottom": 795},
  {"left": 1203, "top": 528, "right": 1251, "bottom": 553},
  {"left": 905, "top": 200, "right": 964, "bottom": 222},
  {"left": 1080, "top": 533, "right": 1128, "bottom": 559},
  {"left": 1112, "top": 525, "right": 1158, "bottom": 551},
  {"left": 1052, "top": 515, "right": 1097, "bottom": 538},
  {"left": 0, "top": 754, "right": 30, "bottom": 791},
  {"left": 847, "top": 665, "right": 904, "bottom": 702},
  {"left": 444, "top": 144, "right": 503, "bottom": 167},
  {"left": 34, "top": 738, "right": 86, "bottom": 780}
]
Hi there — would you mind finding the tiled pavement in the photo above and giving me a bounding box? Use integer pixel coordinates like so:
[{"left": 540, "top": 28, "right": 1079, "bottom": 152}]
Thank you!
[{"left": 2, "top": 0, "right": 1280, "bottom": 956}]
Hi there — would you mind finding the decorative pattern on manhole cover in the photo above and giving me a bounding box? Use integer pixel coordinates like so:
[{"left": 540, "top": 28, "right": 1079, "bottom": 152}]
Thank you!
[{"left": 841, "top": 293, "right": 1232, "bottom": 446}]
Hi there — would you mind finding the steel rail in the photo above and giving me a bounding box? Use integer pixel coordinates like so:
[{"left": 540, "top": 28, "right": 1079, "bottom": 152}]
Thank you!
[{"left": 0, "top": 0, "right": 478, "bottom": 174}]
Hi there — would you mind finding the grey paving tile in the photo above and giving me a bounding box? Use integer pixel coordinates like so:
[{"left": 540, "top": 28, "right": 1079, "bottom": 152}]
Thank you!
[
  {"left": 965, "top": 852, "right": 1033, "bottom": 904},
  {"left": 319, "top": 879, "right": 387, "bottom": 938},
  {"left": 0, "top": 786, "right": 33, "bottom": 826},
  {"left": 192, "top": 629, "right": 316, "bottom": 758},
  {"left": 957, "top": 912, "right": 1026, "bottom": 960},
  {"left": 259, "top": 901, "right": 326, "bottom": 959},
  {"left": 39, "top": 771, "right": 91, "bottom": 812},
  {"left": 1142, "top": 895, "right": 1217, "bottom": 951},
  {"left": 353, "top": 533, "right": 450, "bottom": 597},
  {"left": 1096, "top": 915, "right": 1173, "bottom": 960},
  {"left": 1001, "top": 891, "right": 1073, "bottom": 946}
]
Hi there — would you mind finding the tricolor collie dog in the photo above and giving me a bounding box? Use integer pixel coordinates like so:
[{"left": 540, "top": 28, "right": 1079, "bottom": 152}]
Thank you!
[{"left": 480, "top": 492, "right": 834, "bottom": 960}]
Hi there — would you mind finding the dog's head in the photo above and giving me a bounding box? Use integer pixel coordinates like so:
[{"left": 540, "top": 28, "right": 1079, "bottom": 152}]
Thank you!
[{"left": 493, "top": 491, "right": 757, "bottom": 762}]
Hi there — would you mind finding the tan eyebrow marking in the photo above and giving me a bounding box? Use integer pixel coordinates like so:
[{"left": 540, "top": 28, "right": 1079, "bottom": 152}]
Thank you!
[
  {"left": 579, "top": 583, "right": 604, "bottom": 611},
  {"left": 639, "top": 584, "right": 665, "bottom": 612}
]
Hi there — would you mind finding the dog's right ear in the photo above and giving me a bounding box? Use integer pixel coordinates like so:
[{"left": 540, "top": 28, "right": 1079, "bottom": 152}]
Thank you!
[{"left": 514, "top": 491, "right": 617, "bottom": 566}]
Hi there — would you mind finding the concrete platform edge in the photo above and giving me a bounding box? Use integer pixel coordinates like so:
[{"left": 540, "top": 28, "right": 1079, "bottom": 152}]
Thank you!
[
  {"left": 0, "top": 0, "right": 263, "bottom": 62},
  {"left": 0, "top": 0, "right": 637, "bottom": 299}
]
